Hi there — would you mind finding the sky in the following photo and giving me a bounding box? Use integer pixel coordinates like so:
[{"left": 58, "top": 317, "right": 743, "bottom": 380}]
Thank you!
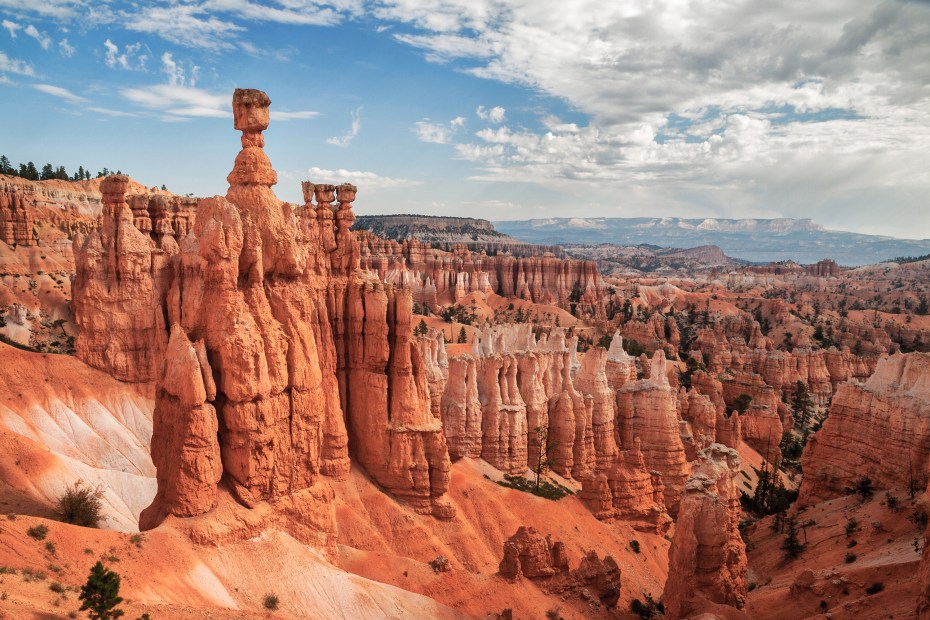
[{"left": 1, "top": 0, "right": 929, "bottom": 239}]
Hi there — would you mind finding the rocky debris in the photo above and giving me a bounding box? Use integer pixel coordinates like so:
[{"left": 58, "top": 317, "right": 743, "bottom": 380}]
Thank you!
[
  {"left": 499, "top": 526, "right": 569, "bottom": 580},
  {"left": 800, "top": 352, "right": 930, "bottom": 503},
  {"left": 664, "top": 444, "right": 747, "bottom": 619},
  {"left": 499, "top": 526, "right": 621, "bottom": 609}
]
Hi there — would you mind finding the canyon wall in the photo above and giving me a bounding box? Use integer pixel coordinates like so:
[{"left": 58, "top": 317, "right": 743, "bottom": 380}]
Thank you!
[
  {"left": 357, "top": 232, "right": 604, "bottom": 318},
  {"left": 799, "top": 352, "right": 930, "bottom": 503}
]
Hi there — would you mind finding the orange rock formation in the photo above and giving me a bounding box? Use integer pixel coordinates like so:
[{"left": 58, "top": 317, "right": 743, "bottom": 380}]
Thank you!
[{"left": 664, "top": 443, "right": 747, "bottom": 619}]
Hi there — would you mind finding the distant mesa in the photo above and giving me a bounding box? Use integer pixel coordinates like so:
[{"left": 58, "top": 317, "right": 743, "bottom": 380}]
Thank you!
[{"left": 495, "top": 217, "right": 930, "bottom": 266}]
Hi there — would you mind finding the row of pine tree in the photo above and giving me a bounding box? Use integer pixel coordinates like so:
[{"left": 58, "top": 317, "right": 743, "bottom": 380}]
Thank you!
[{"left": 0, "top": 154, "right": 122, "bottom": 182}]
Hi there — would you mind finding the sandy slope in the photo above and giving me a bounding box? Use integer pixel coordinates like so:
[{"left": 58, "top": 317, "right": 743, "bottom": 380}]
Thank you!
[
  {"left": 0, "top": 343, "right": 155, "bottom": 531},
  {"left": 0, "top": 513, "right": 464, "bottom": 619},
  {"left": 334, "top": 458, "right": 669, "bottom": 619}
]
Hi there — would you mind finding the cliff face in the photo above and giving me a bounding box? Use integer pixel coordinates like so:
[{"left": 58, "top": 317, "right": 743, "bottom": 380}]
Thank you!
[
  {"left": 664, "top": 444, "right": 747, "bottom": 619},
  {"left": 72, "top": 175, "right": 170, "bottom": 383},
  {"left": 0, "top": 179, "right": 38, "bottom": 245},
  {"left": 616, "top": 350, "right": 690, "bottom": 515},
  {"left": 72, "top": 89, "right": 454, "bottom": 544},
  {"left": 357, "top": 233, "right": 604, "bottom": 318},
  {"left": 799, "top": 352, "right": 930, "bottom": 503}
]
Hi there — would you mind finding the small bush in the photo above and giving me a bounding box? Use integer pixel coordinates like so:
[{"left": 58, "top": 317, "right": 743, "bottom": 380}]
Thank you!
[
  {"left": 546, "top": 609, "right": 560, "bottom": 620},
  {"left": 129, "top": 534, "right": 144, "bottom": 548},
  {"left": 27, "top": 524, "right": 49, "bottom": 540},
  {"left": 5, "top": 513, "right": 15, "bottom": 520},
  {"left": 56, "top": 482, "right": 103, "bottom": 528},
  {"left": 0, "top": 566, "right": 17, "bottom": 575},
  {"left": 630, "top": 540, "right": 641, "bottom": 554},
  {"left": 45, "top": 541, "right": 57, "bottom": 555},
  {"left": 865, "top": 582, "right": 884, "bottom": 595},
  {"left": 494, "top": 474, "right": 573, "bottom": 501},
  {"left": 844, "top": 552, "right": 857, "bottom": 563},
  {"left": 849, "top": 476, "right": 874, "bottom": 500},
  {"left": 845, "top": 518, "right": 859, "bottom": 537},
  {"left": 21, "top": 567, "right": 48, "bottom": 582},
  {"left": 49, "top": 581, "right": 65, "bottom": 593},
  {"left": 885, "top": 492, "right": 901, "bottom": 512},
  {"left": 264, "top": 594, "right": 280, "bottom": 611},
  {"left": 912, "top": 507, "right": 929, "bottom": 529},
  {"left": 630, "top": 594, "right": 664, "bottom": 619},
  {"left": 847, "top": 539, "right": 857, "bottom": 548},
  {"left": 429, "top": 556, "right": 449, "bottom": 573}
]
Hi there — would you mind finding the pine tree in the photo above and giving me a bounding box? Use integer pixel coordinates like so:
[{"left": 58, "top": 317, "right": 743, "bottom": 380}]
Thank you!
[
  {"left": 457, "top": 326, "right": 467, "bottom": 343},
  {"left": 41, "top": 163, "right": 54, "bottom": 180},
  {"left": 79, "top": 562, "right": 125, "bottom": 620},
  {"left": 0, "top": 155, "right": 12, "bottom": 175},
  {"left": 782, "top": 515, "right": 804, "bottom": 558},
  {"left": 791, "top": 381, "right": 814, "bottom": 432}
]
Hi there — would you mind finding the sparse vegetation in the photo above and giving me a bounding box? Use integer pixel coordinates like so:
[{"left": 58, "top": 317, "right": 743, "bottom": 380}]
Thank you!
[
  {"left": 428, "top": 556, "right": 449, "bottom": 573},
  {"left": 847, "top": 476, "right": 874, "bottom": 501},
  {"left": 781, "top": 515, "right": 805, "bottom": 558},
  {"left": 865, "top": 582, "right": 885, "bottom": 595},
  {"left": 27, "top": 524, "right": 49, "bottom": 540},
  {"left": 495, "top": 473, "right": 573, "bottom": 501},
  {"left": 844, "top": 552, "right": 857, "bottom": 563},
  {"left": 630, "top": 593, "right": 664, "bottom": 618},
  {"left": 56, "top": 481, "right": 104, "bottom": 527},
  {"left": 263, "top": 594, "right": 280, "bottom": 611},
  {"left": 630, "top": 540, "right": 641, "bottom": 554}
]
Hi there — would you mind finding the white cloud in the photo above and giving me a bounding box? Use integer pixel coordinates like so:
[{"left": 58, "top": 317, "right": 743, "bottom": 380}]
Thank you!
[
  {"left": 301, "top": 166, "right": 420, "bottom": 188},
  {"left": 33, "top": 83, "right": 88, "bottom": 104},
  {"left": 104, "top": 39, "right": 148, "bottom": 70},
  {"left": 2, "top": 19, "right": 19, "bottom": 38},
  {"left": 0, "top": 74, "right": 13, "bottom": 85},
  {"left": 161, "top": 52, "right": 198, "bottom": 87},
  {"left": 120, "top": 84, "right": 231, "bottom": 120},
  {"left": 375, "top": 0, "right": 930, "bottom": 237},
  {"left": 414, "top": 116, "right": 466, "bottom": 144},
  {"left": 198, "top": 0, "right": 348, "bottom": 26},
  {"left": 58, "top": 38, "right": 74, "bottom": 57},
  {"left": 24, "top": 24, "right": 51, "bottom": 50},
  {"left": 0, "top": 51, "right": 34, "bottom": 76},
  {"left": 270, "top": 110, "right": 319, "bottom": 121},
  {"left": 0, "top": 0, "right": 82, "bottom": 19},
  {"left": 87, "top": 106, "right": 139, "bottom": 117},
  {"left": 124, "top": 5, "right": 244, "bottom": 51},
  {"left": 327, "top": 106, "right": 362, "bottom": 146},
  {"left": 476, "top": 105, "right": 505, "bottom": 123}
]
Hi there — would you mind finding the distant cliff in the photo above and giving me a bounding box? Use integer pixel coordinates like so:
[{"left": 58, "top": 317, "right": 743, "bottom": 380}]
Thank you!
[
  {"left": 495, "top": 217, "right": 930, "bottom": 266},
  {"left": 354, "top": 214, "right": 514, "bottom": 244}
]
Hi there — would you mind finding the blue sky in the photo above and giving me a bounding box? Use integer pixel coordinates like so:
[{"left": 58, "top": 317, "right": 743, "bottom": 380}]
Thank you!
[{"left": 1, "top": 0, "right": 929, "bottom": 239}]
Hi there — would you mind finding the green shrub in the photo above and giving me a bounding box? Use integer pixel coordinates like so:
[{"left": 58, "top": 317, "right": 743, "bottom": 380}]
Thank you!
[
  {"left": 57, "top": 482, "right": 104, "bottom": 528},
  {"left": 27, "top": 524, "right": 49, "bottom": 540},
  {"left": 630, "top": 540, "right": 641, "bottom": 554},
  {"left": 865, "top": 582, "right": 884, "bottom": 595},
  {"left": 264, "top": 594, "right": 280, "bottom": 611},
  {"left": 844, "top": 552, "right": 856, "bottom": 563}
]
